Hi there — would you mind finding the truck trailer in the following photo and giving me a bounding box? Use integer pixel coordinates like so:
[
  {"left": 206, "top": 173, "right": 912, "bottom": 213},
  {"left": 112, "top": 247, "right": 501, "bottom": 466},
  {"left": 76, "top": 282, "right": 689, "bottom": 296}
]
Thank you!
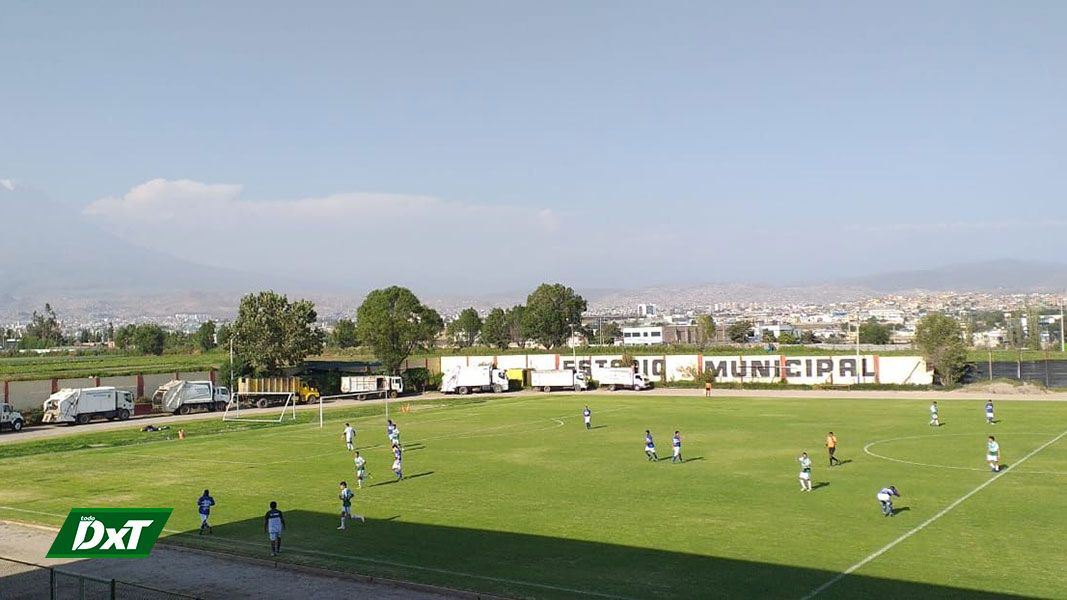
[
  {"left": 530, "top": 369, "right": 588, "bottom": 392},
  {"left": 441, "top": 366, "right": 509, "bottom": 395},
  {"left": 42, "top": 387, "right": 134, "bottom": 425},
  {"left": 340, "top": 376, "right": 403, "bottom": 400},
  {"left": 592, "top": 367, "right": 652, "bottom": 391},
  {"left": 235, "top": 377, "right": 320, "bottom": 409},
  {"left": 153, "top": 380, "right": 230, "bottom": 415}
]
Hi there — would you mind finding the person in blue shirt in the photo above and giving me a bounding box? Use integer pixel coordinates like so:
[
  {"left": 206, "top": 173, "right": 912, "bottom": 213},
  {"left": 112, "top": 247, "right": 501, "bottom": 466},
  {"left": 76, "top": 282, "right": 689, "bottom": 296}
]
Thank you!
[
  {"left": 392, "top": 443, "right": 404, "bottom": 481},
  {"left": 876, "top": 485, "right": 901, "bottom": 517},
  {"left": 197, "top": 489, "right": 215, "bottom": 535},
  {"left": 583, "top": 406, "right": 592, "bottom": 430},
  {"left": 671, "top": 431, "right": 683, "bottom": 463},
  {"left": 985, "top": 400, "right": 995, "bottom": 425},
  {"left": 644, "top": 430, "right": 659, "bottom": 462}
]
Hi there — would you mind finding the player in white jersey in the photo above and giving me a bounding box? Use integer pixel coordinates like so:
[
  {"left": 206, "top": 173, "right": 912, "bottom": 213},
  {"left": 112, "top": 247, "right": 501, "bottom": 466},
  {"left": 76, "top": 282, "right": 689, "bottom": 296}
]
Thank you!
[
  {"left": 986, "top": 436, "right": 1001, "bottom": 472},
  {"left": 876, "top": 486, "right": 900, "bottom": 517},
  {"left": 354, "top": 452, "right": 366, "bottom": 488},
  {"left": 644, "top": 430, "right": 658, "bottom": 462},
  {"left": 671, "top": 431, "right": 683, "bottom": 463},
  {"left": 797, "top": 452, "right": 812, "bottom": 492},
  {"left": 583, "top": 406, "right": 592, "bottom": 430},
  {"left": 343, "top": 423, "right": 355, "bottom": 451},
  {"left": 929, "top": 401, "right": 940, "bottom": 427},
  {"left": 337, "top": 481, "right": 365, "bottom": 530},
  {"left": 264, "top": 501, "right": 285, "bottom": 556}
]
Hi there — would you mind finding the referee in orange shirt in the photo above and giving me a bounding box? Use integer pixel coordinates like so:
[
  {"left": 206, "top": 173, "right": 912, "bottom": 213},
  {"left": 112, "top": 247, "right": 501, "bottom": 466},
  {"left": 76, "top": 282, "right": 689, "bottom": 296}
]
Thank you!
[{"left": 826, "top": 431, "right": 842, "bottom": 467}]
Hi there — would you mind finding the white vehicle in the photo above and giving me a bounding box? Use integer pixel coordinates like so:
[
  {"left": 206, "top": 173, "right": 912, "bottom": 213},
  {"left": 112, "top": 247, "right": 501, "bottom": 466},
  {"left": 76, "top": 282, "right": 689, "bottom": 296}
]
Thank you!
[
  {"left": 441, "top": 366, "right": 509, "bottom": 395},
  {"left": 530, "top": 369, "right": 588, "bottom": 392},
  {"left": 592, "top": 367, "right": 652, "bottom": 391},
  {"left": 42, "top": 387, "right": 134, "bottom": 425},
  {"left": 153, "top": 380, "right": 230, "bottom": 415},
  {"left": 1, "top": 403, "right": 25, "bottom": 433},
  {"left": 340, "top": 376, "right": 404, "bottom": 400}
]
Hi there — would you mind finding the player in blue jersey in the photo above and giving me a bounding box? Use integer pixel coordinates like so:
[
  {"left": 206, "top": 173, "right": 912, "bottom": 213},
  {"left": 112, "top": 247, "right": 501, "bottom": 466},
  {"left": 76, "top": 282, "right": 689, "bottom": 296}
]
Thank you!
[
  {"left": 644, "top": 430, "right": 659, "bottom": 461},
  {"left": 392, "top": 443, "right": 403, "bottom": 480},
  {"left": 985, "top": 400, "right": 995, "bottom": 425},
  {"left": 197, "top": 489, "right": 215, "bottom": 535},
  {"left": 583, "top": 406, "right": 592, "bottom": 430},
  {"left": 671, "top": 430, "right": 683, "bottom": 463},
  {"left": 876, "top": 485, "right": 900, "bottom": 517}
]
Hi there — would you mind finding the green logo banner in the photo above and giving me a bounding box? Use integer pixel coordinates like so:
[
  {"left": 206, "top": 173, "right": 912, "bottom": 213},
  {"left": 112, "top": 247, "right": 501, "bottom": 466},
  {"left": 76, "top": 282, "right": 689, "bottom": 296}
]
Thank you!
[{"left": 46, "top": 508, "right": 172, "bottom": 558}]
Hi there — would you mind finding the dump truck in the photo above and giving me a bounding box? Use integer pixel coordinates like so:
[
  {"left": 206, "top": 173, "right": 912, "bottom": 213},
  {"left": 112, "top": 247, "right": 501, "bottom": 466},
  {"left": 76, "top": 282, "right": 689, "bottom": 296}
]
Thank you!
[
  {"left": 153, "top": 380, "right": 231, "bottom": 415},
  {"left": 1, "top": 403, "right": 25, "bottom": 433},
  {"left": 235, "top": 377, "right": 320, "bottom": 409},
  {"left": 440, "top": 365, "right": 509, "bottom": 395},
  {"left": 340, "top": 376, "right": 403, "bottom": 400},
  {"left": 592, "top": 367, "right": 652, "bottom": 391},
  {"left": 530, "top": 369, "right": 589, "bottom": 392},
  {"left": 42, "top": 387, "right": 134, "bottom": 425}
]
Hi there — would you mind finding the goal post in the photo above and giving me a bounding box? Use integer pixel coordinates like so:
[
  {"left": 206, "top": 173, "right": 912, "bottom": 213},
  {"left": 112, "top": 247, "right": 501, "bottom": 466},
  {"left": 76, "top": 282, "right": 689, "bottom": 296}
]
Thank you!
[{"left": 223, "top": 393, "right": 299, "bottom": 423}]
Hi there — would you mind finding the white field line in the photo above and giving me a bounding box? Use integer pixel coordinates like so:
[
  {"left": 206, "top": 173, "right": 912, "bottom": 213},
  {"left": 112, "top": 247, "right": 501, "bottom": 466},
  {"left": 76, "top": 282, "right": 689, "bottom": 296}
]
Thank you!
[
  {"left": 801, "top": 427, "right": 1067, "bottom": 599},
  {"left": 863, "top": 432, "right": 1067, "bottom": 476}
]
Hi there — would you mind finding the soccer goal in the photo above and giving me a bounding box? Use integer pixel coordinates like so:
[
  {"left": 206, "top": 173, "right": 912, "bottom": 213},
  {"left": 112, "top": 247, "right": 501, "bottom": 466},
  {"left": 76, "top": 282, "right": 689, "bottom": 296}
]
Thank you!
[{"left": 222, "top": 393, "right": 299, "bottom": 423}]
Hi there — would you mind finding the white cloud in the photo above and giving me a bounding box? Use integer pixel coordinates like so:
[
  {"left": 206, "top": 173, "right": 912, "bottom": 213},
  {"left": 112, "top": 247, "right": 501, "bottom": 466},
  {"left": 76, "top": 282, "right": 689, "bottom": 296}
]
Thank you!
[
  {"left": 0, "top": 179, "right": 15, "bottom": 191},
  {"left": 843, "top": 219, "right": 1067, "bottom": 234}
]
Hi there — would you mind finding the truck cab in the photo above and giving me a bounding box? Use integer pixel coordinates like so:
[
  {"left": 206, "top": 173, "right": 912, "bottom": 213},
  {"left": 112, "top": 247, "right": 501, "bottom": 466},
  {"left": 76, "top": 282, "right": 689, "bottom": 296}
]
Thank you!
[{"left": 0, "top": 403, "right": 25, "bottom": 432}]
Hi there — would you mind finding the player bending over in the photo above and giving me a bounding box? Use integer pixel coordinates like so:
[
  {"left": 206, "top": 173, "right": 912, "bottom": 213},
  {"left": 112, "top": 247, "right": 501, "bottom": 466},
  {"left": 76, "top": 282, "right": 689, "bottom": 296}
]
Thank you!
[
  {"left": 343, "top": 422, "right": 355, "bottom": 451},
  {"left": 264, "top": 501, "right": 286, "bottom": 556},
  {"left": 644, "top": 430, "right": 659, "bottom": 462},
  {"left": 985, "top": 400, "right": 995, "bottom": 425},
  {"left": 583, "top": 406, "right": 592, "bottom": 430},
  {"left": 354, "top": 451, "right": 366, "bottom": 488},
  {"left": 337, "top": 481, "right": 365, "bottom": 529},
  {"left": 929, "top": 401, "right": 940, "bottom": 427},
  {"left": 197, "top": 489, "right": 215, "bottom": 535},
  {"left": 671, "top": 431, "right": 683, "bottom": 463},
  {"left": 987, "top": 436, "right": 1001, "bottom": 472},
  {"left": 876, "top": 486, "right": 900, "bottom": 517}
]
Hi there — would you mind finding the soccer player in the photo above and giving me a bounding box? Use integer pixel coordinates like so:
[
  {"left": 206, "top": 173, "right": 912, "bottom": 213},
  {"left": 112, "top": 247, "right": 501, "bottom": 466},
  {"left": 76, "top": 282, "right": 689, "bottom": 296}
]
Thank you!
[
  {"left": 343, "top": 422, "right": 355, "bottom": 451},
  {"left": 876, "top": 485, "right": 901, "bottom": 517},
  {"left": 987, "top": 436, "right": 1001, "bottom": 472},
  {"left": 337, "top": 481, "right": 365, "bottom": 530},
  {"left": 798, "top": 452, "right": 813, "bottom": 492},
  {"left": 197, "top": 489, "right": 215, "bottom": 535},
  {"left": 826, "top": 431, "right": 842, "bottom": 467},
  {"left": 671, "top": 430, "right": 683, "bottom": 463},
  {"left": 929, "top": 401, "right": 940, "bottom": 427},
  {"left": 985, "top": 400, "right": 995, "bottom": 425},
  {"left": 354, "top": 451, "right": 367, "bottom": 488},
  {"left": 392, "top": 449, "right": 403, "bottom": 481},
  {"left": 387, "top": 419, "right": 401, "bottom": 448},
  {"left": 644, "top": 430, "right": 659, "bottom": 462},
  {"left": 583, "top": 406, "right": 592, "bottom": 430},
  {"left": 264, "top": 501, "right": 285, "bottom": 556}
]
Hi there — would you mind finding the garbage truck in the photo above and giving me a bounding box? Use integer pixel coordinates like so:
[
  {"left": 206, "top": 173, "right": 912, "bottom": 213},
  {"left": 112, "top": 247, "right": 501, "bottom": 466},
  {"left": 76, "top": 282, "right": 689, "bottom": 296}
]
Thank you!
[
  {"left": 42, "top": 387, "right": 134, "bottom": 425},
  {"left": 440, "top": 366, "right": 509, "bottom": 395},
  {"left": 592, "top": 367, "right": 652, "bottom": 391},
  {"left": 340, "top": 376, "right": 403, "bottom": 400},
  {"left": 153, "top": 380, "right": 230, "bottom": 415},
  {"left": 0, "top": 403, "right": 25, "bottom": 433},
  {"left": 235, "top": 377, "right": 320, "bottom": 409},
  {"left": 530, "top": 369, "right": 588, "bottom": 392}
]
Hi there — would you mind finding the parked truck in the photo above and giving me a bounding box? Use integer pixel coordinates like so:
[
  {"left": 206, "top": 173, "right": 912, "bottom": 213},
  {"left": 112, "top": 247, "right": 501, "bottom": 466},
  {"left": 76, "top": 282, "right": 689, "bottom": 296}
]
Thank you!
[
  {"left": 441, "top": 366, "right": 509, "bottom": 395},
  {"left": 340, "top": 376, "right": 403, "bottom": 400},
  {"left": 153, "top": 380, "right": 230, "bottom": 415},
  {"left": 592, "top": 367, "right": 652, "bottom": 391},
  {"left": 42, "top": 387, "right": 134, "bottom": 425},
  {"left": 1, "top": 403, "right": 25, "bottom": 433},
  {"left": 235, "top": 377, "right": 320, "bottom": 409},
  {"left": 530, "top": 369, "right": 588, "bottom": 392}
]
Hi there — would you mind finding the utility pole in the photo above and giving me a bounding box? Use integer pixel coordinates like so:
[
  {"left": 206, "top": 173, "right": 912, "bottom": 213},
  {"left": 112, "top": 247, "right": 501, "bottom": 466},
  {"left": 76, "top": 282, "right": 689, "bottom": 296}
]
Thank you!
[{"left": 1061, "top": 305, "right": 1065, "bottom": 353}]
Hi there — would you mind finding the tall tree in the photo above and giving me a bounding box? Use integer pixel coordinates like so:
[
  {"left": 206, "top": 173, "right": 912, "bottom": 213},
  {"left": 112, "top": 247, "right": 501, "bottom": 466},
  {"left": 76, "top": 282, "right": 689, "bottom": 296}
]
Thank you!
[
  {"left": 331, "top": 318, "right": 359, "bottom": 349},
  {"left": 133, "top": 324, "right": 167, "bottom": 355},
  {"left": 1026, "top": 305, "right": 1042, "bottom": 350},
  {"left": 232, "top": 291, "right": 325, "bottom": 375},
  {"left": 24, "top": 303, "right": 64, "bottom": 346},
  {"left": 522, "top": 283, "right": 587, "bottom": 348},
  {"left": 915, "top": 313, "right": 968, "bottom": 386},
  {"left": 356, "top": 286, "right": 443, "bottom": 374},
  {"left": 727, "top": 321, "right": 754, "bottom": 343},
  {"left": 482, "top": 308, "right": 510, "bottom": 350},
  {"left": 446, "top": 308, "right": 483, "bottom": 348},
  {"left": 600, "top": 322, "right": 622, "bottom": 344},
  {"left": 696, "top": 314, "right": 716, "bottom": 346},
  {"left": 505, "top": 305, "right": 527, "bottom": 348},
  {"left": 195, "top": 320, "right": 217, "bottom": 352},
  {"left": 858, "top": 318, "right": 893, "bottom": 345}
]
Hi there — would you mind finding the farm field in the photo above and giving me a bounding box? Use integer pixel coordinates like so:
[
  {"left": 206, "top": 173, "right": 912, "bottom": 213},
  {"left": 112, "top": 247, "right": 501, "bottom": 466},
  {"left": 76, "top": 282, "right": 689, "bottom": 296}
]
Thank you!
[
  {"left": 0, "top": 352, "right": 225, "bottom": 381},
  {"left": 1, "top": 395, "right": 1065, "bottom": 599}
]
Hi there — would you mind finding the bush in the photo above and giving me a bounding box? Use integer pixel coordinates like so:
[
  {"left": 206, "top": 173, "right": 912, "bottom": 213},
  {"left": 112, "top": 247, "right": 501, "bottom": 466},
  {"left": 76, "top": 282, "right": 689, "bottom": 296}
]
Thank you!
[{"left": 18, "top": 408, "right": 44, "bottom": 426}]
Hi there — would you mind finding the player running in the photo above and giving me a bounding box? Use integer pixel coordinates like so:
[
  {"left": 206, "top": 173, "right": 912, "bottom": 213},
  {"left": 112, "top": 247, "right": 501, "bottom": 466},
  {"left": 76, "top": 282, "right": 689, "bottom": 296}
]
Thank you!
[
  {"left": 985, "top": 400, "right": 995, "bottom": 425},
  {"left": 798, "top": 452, "right": 812, "bottom": 492},
  {"left": 583, "top": 406, "right": 592, "bottom": 430},
  {"left": 644, "top": 430, "right": 659, "bottom": 462},
  {"left": 876, "top": 485, "right": 901, "bottom": 517},
  {"left": 825, "top": 431, "right": 842, "bottom": 467},
  {"left": 392, "top": 443, "right": 404, "bottom": 480},
  {"left": 354, "top": 452, "right": 367, "bottom": 488},
  {"left": 264, "top": 501, "right": 286, "bottom": 556},
  {"left": 987, "top": 436, "right": 1001, "bottom": 472},
  {"left": 929, "top": 401, "right": 940, "bottom": 427},
  {"left": 387, "top": 420, "right": 401, "bottom": 448},
  {"left": 197, "top": 489, "right": 215, "bottom": 535},
  {"left": 671, "top": 430, "right": 683, "bottom": 463},
  {"left": 343, "top": 422, "right": 355, "bottom": 451},
  {"left": 337, "top": 481, "right": 365, "bottom": 529}
]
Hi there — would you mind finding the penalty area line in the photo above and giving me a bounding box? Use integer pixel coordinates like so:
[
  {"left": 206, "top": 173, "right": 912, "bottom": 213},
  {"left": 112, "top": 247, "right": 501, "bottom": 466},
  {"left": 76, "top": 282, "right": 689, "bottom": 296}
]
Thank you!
[{"left": 801, "top": 427, "right": 1067, "bottom": 600}]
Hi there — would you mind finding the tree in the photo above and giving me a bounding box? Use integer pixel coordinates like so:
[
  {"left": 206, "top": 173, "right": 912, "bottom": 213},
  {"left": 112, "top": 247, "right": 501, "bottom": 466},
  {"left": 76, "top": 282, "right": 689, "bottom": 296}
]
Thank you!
[
  {"left": 858, "top": 318, "right": 893, "bottom": 345},
  {"left": 778, "top": 330, "right": 798, "bottom": 344},
  {"left": 600, "top": 322, "right": 622, "bottom": 344},
  {"left": 446, "top": 308, "right": 483, "bottom": 348},
  {"left": 232, "top": 291, "right": 325, "bottom": 375},
  {"left": 482, "top": 308, "right": 510, "bottom": 350},
  {"left": 727, "top": 321, "right": 754, "bottom": 343},
  {"left": 24, "top": 303, "right": 64, "bottom": 347},
  {"left": 77, "top": 329, "right": 91, "bottom": 344},
  {"left": 195, "top": 320, "right": 217, "bottom": 352},
  {"left": 356, "top": 286, "right": 443, "bottom": 374},
  {"left": 506, "top": 305, "right": 527, "bottom": 348},
  {"left": 1026, "top": 305, "right": 1042, "bottom": 350},
  {"left": 522, "top": 283, "right": 587, "bottom": 348},
  {"left": 915, "top": 313, "right": 968, "bottom": 386},
  {"left": 216, "top": 323, "right": 232, "bottom": 347},
  {"left": 132, "top": 324, "right": 166, "bottom": 356},
  {"left": 761, "top": 330, "right": 777, "bottom": 343},
  {"left": 799, "top": 330, "right": 819, "bottom": 344},
  {"left": 696, "top": 314, "right": 716, "bottom": 346},
  {"left": 331, "top": 318, "right": 359, "bottom": 349}
]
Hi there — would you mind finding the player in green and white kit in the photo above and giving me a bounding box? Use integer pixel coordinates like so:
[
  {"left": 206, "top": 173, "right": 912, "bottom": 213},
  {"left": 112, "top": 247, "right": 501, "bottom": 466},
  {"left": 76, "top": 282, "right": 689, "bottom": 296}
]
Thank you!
[
  {"left": 797, "top": 452, "right": 813, "bottom": 492},
  {"left": 354, "top": 452, "right": 366, "bottom": 488},
  {"left": 337, "top": 481, "right": 365, "bottom": 530},
  {"left": 986, "top": 436, "right": 1001, "bottom": 472},
  {"left": 929, "top": 401, "right": 940, "bottom": 427}
]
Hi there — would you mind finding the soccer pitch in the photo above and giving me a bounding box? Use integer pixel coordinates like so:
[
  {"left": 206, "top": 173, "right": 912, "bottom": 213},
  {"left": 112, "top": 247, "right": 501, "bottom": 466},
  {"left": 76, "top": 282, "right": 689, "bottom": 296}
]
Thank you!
[{"left": 2, "top": 394, "right": 1065, "bottom": 599}]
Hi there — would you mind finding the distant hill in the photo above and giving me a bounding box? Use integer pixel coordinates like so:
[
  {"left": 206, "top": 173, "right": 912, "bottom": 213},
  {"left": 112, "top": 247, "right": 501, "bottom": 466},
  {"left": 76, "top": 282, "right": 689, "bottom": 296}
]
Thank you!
[{"left": 840, "top": 260, "right": 1067, "bottom": 293}]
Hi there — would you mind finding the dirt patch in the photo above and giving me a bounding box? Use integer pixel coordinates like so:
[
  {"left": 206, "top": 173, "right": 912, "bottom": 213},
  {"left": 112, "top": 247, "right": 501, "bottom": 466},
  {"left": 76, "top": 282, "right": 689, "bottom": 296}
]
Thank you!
[{"left": 956, "top": 381, "right": 1049, "bottom": 395}]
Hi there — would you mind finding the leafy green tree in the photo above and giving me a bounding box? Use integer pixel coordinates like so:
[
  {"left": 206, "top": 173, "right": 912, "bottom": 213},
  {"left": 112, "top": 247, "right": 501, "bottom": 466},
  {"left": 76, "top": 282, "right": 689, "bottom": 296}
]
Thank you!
[
  {"left": 858, "top": 318, "right": 893, "bottom": 345},
  {"left": 915, "top": 313, "right": 968, "bottom": 386},
  {"left": 232, "top": 291, "right": 325, "bottom": 375},
  {"left": 599, "top": 322, "right": 622, "bottom": 344},
  {"left": 1026, "top": 305, "right": 1042, "bottom": 350},
  {"left": 77, "top": 329, "right": 91, "bottom": 344},
  {"left": 24, "top": 303, "right": 64, "bottom": 346},
  {"left": 331, "top": 318, "right": 359, "bottom": 349},
  {"left": 727, "top": 320, "right": 754, "bottom": 343},
  {"left": 481, "top": 308, "right": 510, "bottom": 350},
  {"left": 799, "top": 330, "right": 819, "bottom": 344},
  {"left": 761, "top": 330, "right": 777, "bottom": 343},
  {"left": 195, "top": 320, "right": 217, "bottom": 352},
  {"left": 696, "top": 314, "right": 716, "bottom": 346},
  {"left": 778, "top": 330, "right": 798, "bottom": 344},
  {"left": 446, "top": 308, "right": 483, "bottom": 348},
  {"left": 522, "top": 283, "right": 587, "bottom": 348},
  {"left": 356, "top": 286, "right": 443, "bottom": 374},
  {"left": 216, "top": 323, "right": 232, "bottom": 347},
  {"left": 506, "top": 305, "right": 527, "bottom": 348},
  {"left": 131, "top": 324, "right": 166, "bottom": 356}
]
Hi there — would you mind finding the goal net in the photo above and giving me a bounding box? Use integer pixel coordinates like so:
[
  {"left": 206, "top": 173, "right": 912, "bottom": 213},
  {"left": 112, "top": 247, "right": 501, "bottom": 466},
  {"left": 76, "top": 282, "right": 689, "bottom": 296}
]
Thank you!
[{"left": 222, "top": 394, "right": 299, "bottom": 423}]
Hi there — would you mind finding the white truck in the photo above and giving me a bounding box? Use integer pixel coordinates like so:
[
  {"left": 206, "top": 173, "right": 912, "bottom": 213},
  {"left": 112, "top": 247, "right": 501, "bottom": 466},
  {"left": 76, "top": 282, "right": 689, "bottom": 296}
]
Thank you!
[
  {"left": 441, "top": 366, "right": 509, "bottom": 395},
  {"left": 1, "top": 403, "right": 25, "bottom": 433},
  {"left": 592, "top": 367, "right": 652, "bottom": 391},
  {"left": 340, "top": 376, "right": 403, "bottom": 400},
  {"left": 153, "top": 380, "right": 230, "bottom": 415},
  {"left": 42, "top": 387, "right": 134, "bottom": 425},
  {"left": 530, "top": 369, "right": 588, "bottom": 392}
]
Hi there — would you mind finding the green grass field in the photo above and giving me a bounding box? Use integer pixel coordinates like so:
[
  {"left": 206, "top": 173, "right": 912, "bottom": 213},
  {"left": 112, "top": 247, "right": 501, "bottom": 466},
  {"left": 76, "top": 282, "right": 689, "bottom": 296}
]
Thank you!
[
  {"left": 1, "top": 394, "right": 1065, "bottom": 599},
  {"left": 0, "top": 351, "right": 225, "bottom": 381}
]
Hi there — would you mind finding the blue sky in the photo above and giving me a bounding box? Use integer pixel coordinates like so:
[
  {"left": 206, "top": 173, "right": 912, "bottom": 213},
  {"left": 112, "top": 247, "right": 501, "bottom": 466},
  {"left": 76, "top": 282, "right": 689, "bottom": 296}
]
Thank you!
[{"left": 2, "top": 2, "right": 1064, "bottom": 291}]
